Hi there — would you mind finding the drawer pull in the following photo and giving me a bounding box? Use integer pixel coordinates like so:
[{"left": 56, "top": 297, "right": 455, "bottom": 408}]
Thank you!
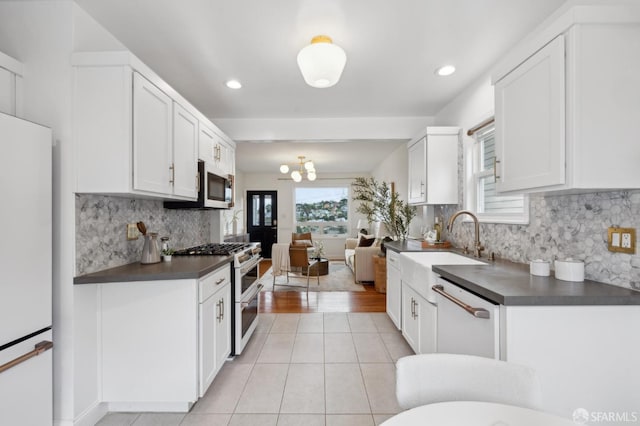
[
  {"left": 215, "top": 277, "right": 225, "bottom": 285},
  {"left": 432, "top": 285, "right": 490, "bottom": 319}
]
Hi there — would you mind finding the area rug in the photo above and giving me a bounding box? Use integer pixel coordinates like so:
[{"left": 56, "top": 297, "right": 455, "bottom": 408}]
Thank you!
[{"left": 260, "top": 261, "right": 366, "bottom": 292}]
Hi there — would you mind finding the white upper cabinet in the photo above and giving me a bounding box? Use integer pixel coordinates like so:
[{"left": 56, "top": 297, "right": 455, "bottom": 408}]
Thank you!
[
  {"left": 132, "top": 73, "right": 173, "bottom": 195},
  {"left": 493, "top": 4, "right": 640, "bottom": 194},
  {"left": 173, "top": 103, "right": 198, "bottom": 198},
  {"left": 199, "top": 123, "right": 235, "bottom": 176},
  {"left": 0, "top": 51, "right": 23, "bottom": 117},
  {"left": 495, "top": 36, "right": 565, "bottom": 193},
  {"left": 408, "top": 127, "right": 459, "bottom": 205},
  {"left": 73, "top": 51, "right": 234, "bottom": 200}
]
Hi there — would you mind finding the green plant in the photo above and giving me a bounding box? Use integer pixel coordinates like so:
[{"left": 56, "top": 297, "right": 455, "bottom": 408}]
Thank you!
[
  {"left": 351, "top": 177, "right": 416, "bottom": 240},
  {"left": 161, "top": 248, "right": 175, "bottom": 256}
]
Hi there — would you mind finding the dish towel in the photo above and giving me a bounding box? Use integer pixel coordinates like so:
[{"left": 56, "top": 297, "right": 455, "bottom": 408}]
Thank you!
[{"left": 271, "top": 243, "right": 291, "bottom": 276}]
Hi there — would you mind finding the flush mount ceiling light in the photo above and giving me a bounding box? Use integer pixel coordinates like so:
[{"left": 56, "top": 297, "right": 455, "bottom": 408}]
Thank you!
[
  {"left": 297, "top": 35, "right": 347, "bottom": 88},
  {"left": 225, "top": 79, "right": 242, "bottom": 89},
  {"left": 435, "top": 65, "right": 456, "bottom": 76},
  {"left": 280, "top": 156, "right": 317, "bottom": 182}
]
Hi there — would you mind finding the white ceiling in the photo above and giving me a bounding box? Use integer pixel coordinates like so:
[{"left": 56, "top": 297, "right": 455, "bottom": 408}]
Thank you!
[{"left": 74, "top": 0, "right": 566, "bottom": 173}]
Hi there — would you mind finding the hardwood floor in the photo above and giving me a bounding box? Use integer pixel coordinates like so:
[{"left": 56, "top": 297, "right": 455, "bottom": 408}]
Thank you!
[{"left": 258, "top": 259, "right": 387, "bottom": 313}]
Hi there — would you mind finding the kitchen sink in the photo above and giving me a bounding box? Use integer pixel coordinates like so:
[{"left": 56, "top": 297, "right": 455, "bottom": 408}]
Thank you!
[{"left": 400, "top": 251, "right": 486, "bottom": 302}]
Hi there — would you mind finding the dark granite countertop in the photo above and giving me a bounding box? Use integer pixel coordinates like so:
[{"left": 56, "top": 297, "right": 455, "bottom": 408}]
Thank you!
[
  {"left": 434, "top": 260, "right": 640, "bottom": 306},
  {"left": 74, "top": 255, "right": 233, "bottom": 284},
  {"left": 385, "top": 239, "right": 640, "bottom": 306}
]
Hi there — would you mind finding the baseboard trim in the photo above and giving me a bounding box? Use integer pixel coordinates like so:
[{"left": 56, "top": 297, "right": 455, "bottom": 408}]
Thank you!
[{"left": 72, "top": 400, "right": 108, "bottom": 426}]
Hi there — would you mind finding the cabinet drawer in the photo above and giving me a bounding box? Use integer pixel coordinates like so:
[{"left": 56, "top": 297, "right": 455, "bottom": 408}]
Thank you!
[
  {"left": 387, "top": 250, "right": 400, "bottom": 270},
  {"left": 199, "top": 265, "right": 231, "bottom": 302}
]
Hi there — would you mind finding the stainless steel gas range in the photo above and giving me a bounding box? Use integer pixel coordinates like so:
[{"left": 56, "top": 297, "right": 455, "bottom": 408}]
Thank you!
[{"left": 174, "top": 242, "right": 263, "bottom": 355}]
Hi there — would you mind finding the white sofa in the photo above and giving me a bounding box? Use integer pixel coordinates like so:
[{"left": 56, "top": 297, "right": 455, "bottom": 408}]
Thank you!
[{"left": 344, "top": 237, "right": 381, "bottom": 283}]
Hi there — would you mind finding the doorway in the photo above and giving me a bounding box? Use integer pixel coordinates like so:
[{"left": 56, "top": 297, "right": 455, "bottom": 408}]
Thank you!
[{"left": 247, "top": 191, "right": 277, "bottom": 258}]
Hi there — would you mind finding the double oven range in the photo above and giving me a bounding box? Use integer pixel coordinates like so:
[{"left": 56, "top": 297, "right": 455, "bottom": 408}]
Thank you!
[{"left": 173, "top": 242, "right": 263, "bottom": 355}]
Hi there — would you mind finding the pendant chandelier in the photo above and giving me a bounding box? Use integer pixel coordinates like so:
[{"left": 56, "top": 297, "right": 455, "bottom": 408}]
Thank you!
[
  {"left": 297, "top": 35, "right": 347, "bottom": 88},
  {"left": 279, "top": 156, "right": 317, "bottom": 182}
]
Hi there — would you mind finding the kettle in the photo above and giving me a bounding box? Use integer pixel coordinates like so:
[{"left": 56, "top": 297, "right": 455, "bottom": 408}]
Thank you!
[{"left": 140, "top": 232, "right": 161, "bottom": 264}]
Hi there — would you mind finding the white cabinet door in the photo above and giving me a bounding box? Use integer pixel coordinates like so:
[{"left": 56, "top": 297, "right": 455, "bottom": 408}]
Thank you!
[
  {"left": 173, "top": 103, "right": 198, "bottom": 198},
  {"left": 495, "top": 36, "right": 565, "bottom": 193},
  {"left": 198, "top": 123, "right": 216, "bottom": 163},
  {"left": 418, "top": 300, "right": 437, "bottom": 354},
  {"left": 133, "top": 72, "right": 173, "bottom": 195},
  {"left": 214, "top": 282, "right": 231, "bottom": 372},
  {"left": 386, "top": 252, "right": 402, "bottom": 330},
  {"left": 198, "top": 293, "right": 216, "bottom": 398},
  {"left": 407, "top": 137, "right": 426, "bottom": 204},
  {"left": 401, "top": 283, "right": 420, "bottom": 353},
  {"left": 426, "top": 130, "right": 459, "bottom": 204}
]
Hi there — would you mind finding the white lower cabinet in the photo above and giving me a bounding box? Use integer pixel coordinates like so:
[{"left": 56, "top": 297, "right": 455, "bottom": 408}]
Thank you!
[
  {"left": 99, "top": 264, "right": 231, "bottom": 412},
  {"left": 386, "top": 251, "right": 402, "bottom": 330},
  {"left": 401, "top": 283, "right": 420, "bottom": 353},
  {"left": 198, "top": 268, "right": 231, "bottom": 397}
]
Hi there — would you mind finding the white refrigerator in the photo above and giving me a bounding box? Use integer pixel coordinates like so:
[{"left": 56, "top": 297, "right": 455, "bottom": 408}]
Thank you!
[{"left": 0, "top": 113, "right": 53, "bottom": 425}]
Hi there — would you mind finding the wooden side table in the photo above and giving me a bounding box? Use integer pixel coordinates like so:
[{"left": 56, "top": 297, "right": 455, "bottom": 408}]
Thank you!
[{"left": 373, "top": 255, "right": 387, "bottom": 293}]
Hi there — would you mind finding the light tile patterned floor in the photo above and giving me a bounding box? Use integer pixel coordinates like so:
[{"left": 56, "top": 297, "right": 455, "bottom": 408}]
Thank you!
[{"left": 97, "top": 312, "right": 414, "bottom": 426}]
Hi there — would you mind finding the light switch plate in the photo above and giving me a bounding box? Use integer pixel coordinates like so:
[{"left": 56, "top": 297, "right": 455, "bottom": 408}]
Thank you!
[
  {"left": 608, "top": 227, "right": 635, "bottom": 254},
  {"left": 127, "top": 223, "right": 139, "bottom": 240}
]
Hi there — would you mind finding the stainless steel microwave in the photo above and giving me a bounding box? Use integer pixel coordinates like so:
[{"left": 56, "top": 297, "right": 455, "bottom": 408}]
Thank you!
[{"left": 164, "top": 161, "right": 234, "bottom": 210}]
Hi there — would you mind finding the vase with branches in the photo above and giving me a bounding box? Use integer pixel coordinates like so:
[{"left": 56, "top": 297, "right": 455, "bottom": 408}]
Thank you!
[{"left": 351, "top": 177, "right": 416, "bottom": 240}]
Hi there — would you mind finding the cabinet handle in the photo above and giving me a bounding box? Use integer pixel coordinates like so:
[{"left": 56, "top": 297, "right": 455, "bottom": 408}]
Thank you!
[
  {"left": 215, "top": 277, "right": 225, "bottom": 285},
  {"left": 216, "top": 300, "right": 221, "bottom": 321},
  {"left": 493, "top": 157, "right": 501, "bottom": 181},
  {"left": 0, "top": 341, "right": 53, "bottom": 375},
  {"left": 432, "top": 285, "right": 490, "bottom": 319},
  {"left": 220, "top": 298, "right": 224, "bottom": 321},
  {"left": 169, "top": 163, "right": 175, "bottom": 184},
  {"left": 410, "top": 298, "right": 415, "bottom": 318},
  {"left": 420, "top": 182, "right": 425, "bottom": 196}
]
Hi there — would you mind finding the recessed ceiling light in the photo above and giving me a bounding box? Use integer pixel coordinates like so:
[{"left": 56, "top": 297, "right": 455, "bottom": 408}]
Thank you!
[
  {"left": 225, "top": 79, "right": 242, "bottom": 89},
  {"left": 435, "top": 65, "right": 456, "bottom": 76}
]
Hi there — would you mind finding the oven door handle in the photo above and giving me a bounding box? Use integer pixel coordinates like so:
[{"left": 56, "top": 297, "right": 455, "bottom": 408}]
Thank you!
[
  {"left": 240, "top": 257, "right": 262, "bottom": 275},
  {"left": 241, "top": 284, "right": 263, "bottom": 309}
]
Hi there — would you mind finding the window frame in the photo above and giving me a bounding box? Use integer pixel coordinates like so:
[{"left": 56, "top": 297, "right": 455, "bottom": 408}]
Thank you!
[
  {"left": 293, "top": 184, "right": 351, "bottom": 237},
  {"left": 465, "top": 121, "right": 529, "bottom": 224}
]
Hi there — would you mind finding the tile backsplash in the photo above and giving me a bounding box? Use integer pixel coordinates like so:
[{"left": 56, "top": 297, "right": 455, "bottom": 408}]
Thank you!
[
  {"left": 442, "top": 190, "right": 640, "bottom": 290},
  {"left": 76, "top": 194, "right": 212, "bottom": 275}
]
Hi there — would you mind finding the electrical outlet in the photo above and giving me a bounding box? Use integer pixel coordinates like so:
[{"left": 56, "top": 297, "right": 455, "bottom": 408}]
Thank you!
[
  {"left": 608, "top": 227, "right": 635, "bottom": 254},
  {"left": 127, "top": 223, "right": 139, "bottom": 240}
]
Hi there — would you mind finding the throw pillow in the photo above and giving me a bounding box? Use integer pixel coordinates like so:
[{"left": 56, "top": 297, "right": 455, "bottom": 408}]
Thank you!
[
  {"left": 292, "top": 239, "right": 313, "bottom": 247},
  {"left": 358, "top": 235, "right": 376, "bottom": 247}
]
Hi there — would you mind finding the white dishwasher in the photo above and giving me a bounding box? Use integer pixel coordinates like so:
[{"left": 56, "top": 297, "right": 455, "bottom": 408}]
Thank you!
[{"left": 434, "top": 277, "right": 500, "bottom": 359}]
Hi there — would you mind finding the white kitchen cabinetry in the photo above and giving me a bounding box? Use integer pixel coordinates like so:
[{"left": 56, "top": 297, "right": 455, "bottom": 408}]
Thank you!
[
  {"left": 493, "top": 6, "right": 640, "bottom": 194},
  {"left": 199, "top": 123, "right": 235, "bottom": 176},
  {"left": 501, "top": 305, "right": 640, "bottom": 418},
  {"left": 386, "top": 250, "right": 402, "bottom": 330},
  {"left": 132, "top": 73, "right": 173, "bottom": 195},
  {"left": 0, "top": 51, "right": 23, "bottom": 117},
  {"left": 73, "top": 51, "right": 234, "bottom": 199},
  {"left": 98, "top": 263, "right": 232, "bottom": 412},
  {"left": 407, "top": 127, "right": 459, "bottom": 205},
  {"left": 198, "top": 267, "right": 231, "bottom": 397},
  {"left": 173, "top": 103, "right": 198, "bottom": 198},
  {"left": 401, "top": 283, "right": 421, "bottom": 353}
]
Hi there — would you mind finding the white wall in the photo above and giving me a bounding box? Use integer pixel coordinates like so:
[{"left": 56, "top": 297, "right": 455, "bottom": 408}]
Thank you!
[
  {"left": 239, "top": 172, "right": 369, "bottom": 259},
  {"left": 0, "top": 2, "right": 125, "bottom": 425}
]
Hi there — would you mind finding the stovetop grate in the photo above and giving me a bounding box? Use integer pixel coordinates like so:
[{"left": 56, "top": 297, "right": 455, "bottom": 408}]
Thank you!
[{"left": 173, "top": 242, "right": 249, "bottom": 256}]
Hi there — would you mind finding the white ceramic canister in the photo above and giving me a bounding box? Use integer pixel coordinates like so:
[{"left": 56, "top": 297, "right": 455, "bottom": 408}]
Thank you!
[
  {"left": 554, "top": 259, "right": 585, "bottom": 282},
  {"left": 530, "top": 259, "right": 550, "bottom": 276}
]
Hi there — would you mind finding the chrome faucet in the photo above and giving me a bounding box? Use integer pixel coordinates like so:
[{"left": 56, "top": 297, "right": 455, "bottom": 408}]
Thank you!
[{"left": 447, "top": 210, "right": 484, "bottom": 258}]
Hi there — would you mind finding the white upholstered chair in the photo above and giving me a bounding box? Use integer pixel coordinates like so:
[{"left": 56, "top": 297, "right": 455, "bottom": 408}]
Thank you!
[{"left": 395, "top": 354, "right": 541, "bottom": 411}]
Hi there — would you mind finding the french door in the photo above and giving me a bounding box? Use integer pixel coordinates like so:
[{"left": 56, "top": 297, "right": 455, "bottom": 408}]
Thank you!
[{"left": 247, "top": 191, "right": 277, "bottom": 258}]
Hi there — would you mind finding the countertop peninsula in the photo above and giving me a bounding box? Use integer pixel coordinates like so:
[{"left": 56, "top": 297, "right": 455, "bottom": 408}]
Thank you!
[
  {"left": 74, "top": 255, "right": 232, "bottom": 284},
  {"left": 385, "top": 239, "right": 640, "bottom": 306}
]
